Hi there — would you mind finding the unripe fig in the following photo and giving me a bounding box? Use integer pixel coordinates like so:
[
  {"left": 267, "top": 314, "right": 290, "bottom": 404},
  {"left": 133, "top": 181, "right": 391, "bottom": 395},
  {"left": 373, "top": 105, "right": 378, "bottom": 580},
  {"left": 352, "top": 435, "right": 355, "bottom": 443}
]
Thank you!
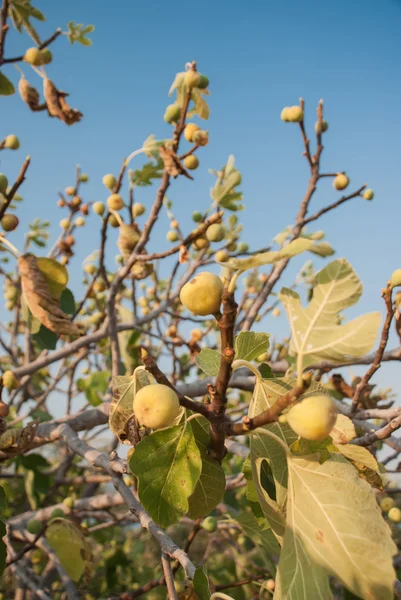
[
  {"left": 390, "top": 269, "right": 401, "bottom": 289},
  {"left": 215, "top": 249, "right": 229, "bottom": 263},
  {"left": 286, "top": 394, "right": 337, "bottom": 441},
  {"left": 93, "top": 280, "right": 106, "bottom": 293},
  {"left": 238, "top": 242, "right": 249, "bottom": 253},
  {"left": 192, "top": 130, "right": 209, "bottom": 146},
  {"left": 198, "top": 74, "right": 209, "bottom": 89},
  {"left": 27, "top": 519, "right": 42, "bottom": 535},
  {"left": 2, "top": 370, "right": 19, "bottom": 390},
  {"left": 132, "top": 202, "right": 146, "bottom": 217},
  {"left": 75, "top": 217, "right": 85, "bottom": 227},
  {"left": 4, "top": 135, "right": 20, "bottom": 150},
  {"left": 193, "top": 235, "right": 209, "bottom": 250},
  {"left": 164, "top": 103, "right": 181, "bottom": 124},
  {"left": 184, "top": 155, "right": 199, "bottom": 170},
  {"left": 65, "top": 186, "right": 75, "bottom": 197},
  {"left": 388, "top": 507, "right": 401, "bottom": 523},
  {"left": 133, "top": 383, "right": 180, "bottom": 429},
  {"left": 184, "top": 123, "right": 200, "bottom": 142},
  {"left": 333, "top": 173, "right": 349, "bottom": 191},
  {"left": 60, "top": 218, "right": 69, "bottom": 229},
  {"left": 24, "top": 47, "right": 41, "bottom": 65},
  {"left": 167, "top": 230, "right": 179, "bottom": 242},
  {"left": 363, "top": 189, "right": 374, "bottom": 200},
  {"left": 170, "top": 219, "right": 179, "bottom": 229},
  {"left": 184, "top": 70, "right": 201, "bottom": 90},
  {"left": 380, "top": 497, "right": 395, "bottom": 512},
  {"left": 84, "top": 264, "right": 96, "bottom": 275},
  {"left": 102, "top": 174, "right": 116, "bottom": 191},
  {"left": 272, "top": 308, "right": 280, "bottom": 317},
  {"left": 201, "top": 516, "right": 217, "bottom": 533},
  {"left": 109, "top": 214, "right": 120, "bottom": 227},
  {"left": 63, "top": 497, "right": 74, "bottom": 509},
  {"left": 192, "top": 211, "right": 203, "bottom": 222},
  {"left": 50, "top": 508, "right": 65, "bottom": 520},
  {"left": 206, "top": 224, "right": 225, "bottom": 242},
  {"left": 287, "top": 106, "right": 304, "bottom": 122},
  {"left": 1, "top": 214, "right": 19, "bottom": 232},
  {"left": 227, "top": 241, "right": 237, "bottom": 252},
  {"left": 315, "top": 120, "right": 329, "bottom": 134},
  {"left": 180, "top": 272, "right": 224, "bottom": 316},
  {"left": 280, "top": 107, "right": 290, "bottom": 122},
  {"left": 39, "top": 48, "right": 52, "bottom": 65},
  {"left": 79, "top": 173, "right": 89, "bottom": 183},
  {"left": 107, "top": 194, "right": 124, "bottom": 211},
  {"left": 93, "top": 201, "right": 105, "bottom": 216},
  {"left": 0, "top": 174, "right": 8, "bottom": 194}
]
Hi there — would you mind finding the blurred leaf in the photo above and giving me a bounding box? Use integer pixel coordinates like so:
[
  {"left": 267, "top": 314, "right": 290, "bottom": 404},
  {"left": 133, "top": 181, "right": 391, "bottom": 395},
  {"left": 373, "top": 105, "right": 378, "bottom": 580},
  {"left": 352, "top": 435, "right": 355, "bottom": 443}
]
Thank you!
[
  {"left": 18, "top": 453, "right": 49, "bottom": 471},
  {"left": 211, "top": 156, "right": 242, "bottom": 209},
  {"left": 130, "top": 423, "right": 202, "bottom": 527},
  {"left": 308, "top": 241, "right": 335, "bottom": 257},
  {"left": 219, "top": 238, "right": 314, "bottom": 271},
  {"left": 60, "top": 288, "right": 75, "bottom": 314},
  {"left": 235, "top": 331, "right": 270, "bottom": 362},
  {"left": 330, "top": 414, "right": 356, "bottom": 445},
  {"left": 130, "top": 158, "right": 164, "bottom": 187},
  {"left": 190, "top": 88, "right": 209, "bottom": 120},
  {"left": 32, "top": 324, "right": 58, "bottom": 350},
  {"left": 46, "top": 518, "right": 92, "bottom": 581},
  {"left": 0, "top": 71, "right": 15, "bottom": 96},
  {"left": 29, "top": 407, "right": 52, "bottom": 422},
  {"left": 66, "top": 20, "right": 95, "bottom": 45},
  {"left": 196, "top": 348, "right": 221, "bottom": 377},
  {"left": 193, "top": 565, "right": 210, "bottom": 600},
  {"left": 80, "top": 371, "right": 110, "bottom": 406},
  {"left": 258, "top": 363, "right": 274, "bottom": 379}
]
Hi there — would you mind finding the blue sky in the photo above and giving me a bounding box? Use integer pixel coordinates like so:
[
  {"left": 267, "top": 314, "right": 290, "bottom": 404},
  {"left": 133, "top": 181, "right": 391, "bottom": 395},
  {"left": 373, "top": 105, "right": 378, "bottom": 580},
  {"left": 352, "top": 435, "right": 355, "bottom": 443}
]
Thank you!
[{"left": 2, "top": 0, "right": 401, "bottom": 394}]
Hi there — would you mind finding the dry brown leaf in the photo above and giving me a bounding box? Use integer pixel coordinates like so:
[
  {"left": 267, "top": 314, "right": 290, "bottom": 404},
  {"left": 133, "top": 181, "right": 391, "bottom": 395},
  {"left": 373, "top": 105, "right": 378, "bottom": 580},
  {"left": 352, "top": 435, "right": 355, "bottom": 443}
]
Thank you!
[
  {"left": 43, "top": 78, "right": 83, "bottom": 126},
  {"left": 179, "top": 244, "right": 189, "bottom": 264},
  {"left": 18, "top": 77, "right": 47, "bottom": 112},
  {"left": 159, "top": 145, "right": 193, "bottom": 180},
  {"left": 18, "top": 254, "right": 80, "bottom": 336}
]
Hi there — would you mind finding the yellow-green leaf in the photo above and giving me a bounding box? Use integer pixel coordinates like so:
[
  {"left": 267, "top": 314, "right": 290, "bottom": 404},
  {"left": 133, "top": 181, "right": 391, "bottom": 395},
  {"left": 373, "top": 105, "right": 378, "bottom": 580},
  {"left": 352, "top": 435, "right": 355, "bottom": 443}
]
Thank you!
[
  {"left": 219, "top": 238, "right": 315, "bottom": 271},
  {"left": 330, "top": 414, "right": 356, "bottom": 445},
  {"left": 36, "top": 257, "right": 69, "bottom": 301},
  {"left": 46, "top": 518, "right": 91, "bottom": 581},
  {"left": 0, "top": 71, "right": 15, "bottom": 96}
]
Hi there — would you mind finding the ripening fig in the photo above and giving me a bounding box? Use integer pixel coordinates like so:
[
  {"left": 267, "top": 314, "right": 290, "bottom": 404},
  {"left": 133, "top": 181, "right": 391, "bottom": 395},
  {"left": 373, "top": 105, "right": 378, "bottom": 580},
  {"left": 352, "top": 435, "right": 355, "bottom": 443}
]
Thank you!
[
  {"left": 1, "top": 214, "right": 19, "bottom": 232},
  {"left": 0, "top": 174, "right": 8, "bottom": 194},
  {"left": 132, "top": 202, "right": 146, "bottom": 217},
  {"left": 287, "top": 106, "right": 304, "bottom": 122},
  {"left": 201, "top": 516, "right": 217, "bottom": 533},
  {"left": 167, "top": 230, "right": 179, "bottom": 242},
  {"left": 193, "top": 235, "right": 209, "bottom": 250},
  {"left": 107, "top": 194, "right": 124, "bottom": 211},
  {"left": 380, "top": 497, "right": 395, "bottom": 512},
  {"left": 206, "top": 224, "right": 225, "bottom": 242},
  {"left": 184, "top": 123, "right": 200, "bottom": 142},
  {"left": 388, "top": 507, "right": 401, "bottom": 523},
  {"left": 198, "top": 74, "right": 209, "bottom": 89},
  {"left": 133, "top": 383, "right": 180, "bottom": 429},
  {"left": 63, "top": 497, "right": 74, "bottom": 509},
  {"left": 84, "top": 264, "right": 96, "bottom": 276},
  {"left": 333, "top": 173, "right": 349, "bottom": 191},
  {"left": 93, "top": 201, "right": 105, "bottom": 216},
  {"left": 4, "top": 135, "right": 20, "bottom": 150},
  {"left": 39, "top": 48, "right": 52, "bottom": 65},
  {"left": 24, "top": 47, "right": 41, "bottom": 65},
  {"left": 184, "top": 70, "right": 201, "bottom": 90},
  {"left": 215, "top": 249, "right": 229, "bottom": 262},
  {"left": 192, "top": 211, "right": 203, "bottom": 222},
  {"left": 164, "top": 103, "right": 181, "bottom": 124},
  {"left": 184, "top": 155, "right": 199, "bottom": 170},
  {"left": 315, "top": 120, "right": 329, "bottom": 134},
  {"left": 80, "top": 203, "right": 89, "bottom": 215},
  {"left": 272, "top": 308, "right": 280, "bottom": 317},
  {"left": 238, "top": 242, "right": 249, "bottom": 253},
  {"left": 27, "top": 519, "right": 42, "bottom": 535},
  {"left": 280, "top": 107, "right": 291, "bottom": 122},
  {"left": 2, "top": 370, "right": 19, "bottom": 390},
  {"left": 79, "top": 173, "right": 89, "bottom": 183},
  {"left": 72, "top": 195, "right": 81, "bottom": 207},
  {"left": 265, "top": 579, "right": 275, "bottom": 592},
  {"left": 390, "top": 269, "right": 401, "bottom": 289},
  {"left": 65, "top": 186, "right": 75, "bottom": 197},
  {"left": 192, "top": 129, "right": 209, "bottom": 146},
  {"left": 191, "top": 328, "right": 203, "bottom": 341},
  {"left": 50, "top": 508, "right": 65, "bottom": 520},
  {"left": 75, "top": 217, "right": 85, "bottom": 227},
  {"left": 109, "top": 214, "right": 120, "bottom": 227},
  {"left": 170, "top": 219, "right": 179, "bottom": 229},
  {"left": 227, "top": 241, "right": 237, "bottom": 252},
  {"left": 286, "top": 394, "right": 337, "bottom": 441},
  {"left": 93, "top": 280, "right": 106, "bottom": 293},
  {"left": 102, "top": 174, "right": 116, "bottom": 191},
  {"left": 180, "top": 272, "right": 224, "bottom": 316},
  {"left": 60, "top": 218, "right": 69, "bottom": 229},
  {"left": 363, "top": 189, "right": 374, "bottom": 200}
]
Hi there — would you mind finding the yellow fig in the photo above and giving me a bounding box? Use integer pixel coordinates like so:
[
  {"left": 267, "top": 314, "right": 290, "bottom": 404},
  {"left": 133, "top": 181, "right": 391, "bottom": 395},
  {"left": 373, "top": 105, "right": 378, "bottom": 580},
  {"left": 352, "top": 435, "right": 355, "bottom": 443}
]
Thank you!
[
  {"left": 180, "top": 272, "right": 224, "bottom": 316},
  {"left": 286, "top": 394, "right": 337, "bottom": 441},
  {"left": 133, "top": 384, "right": 180, "bottom": 429}
]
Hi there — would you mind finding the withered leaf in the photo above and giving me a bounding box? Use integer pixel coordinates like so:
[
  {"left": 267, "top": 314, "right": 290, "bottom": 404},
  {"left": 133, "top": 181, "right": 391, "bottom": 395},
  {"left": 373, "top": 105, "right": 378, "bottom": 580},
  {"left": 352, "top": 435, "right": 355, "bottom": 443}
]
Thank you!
[
  {"left": 43, "top": 78, "right": 83, "bottom": 126},
  {"left": 159, "top": 145, "right": 193, "bottom": 180},
  {"left": 18, "top": 77, "right": 47, "bottom": 112},
  {"left": 18, "top": 254, "right": 80, "bottom": 336},
  {"left": 179, "top": 244, "right": 189, "bottom": 264}
]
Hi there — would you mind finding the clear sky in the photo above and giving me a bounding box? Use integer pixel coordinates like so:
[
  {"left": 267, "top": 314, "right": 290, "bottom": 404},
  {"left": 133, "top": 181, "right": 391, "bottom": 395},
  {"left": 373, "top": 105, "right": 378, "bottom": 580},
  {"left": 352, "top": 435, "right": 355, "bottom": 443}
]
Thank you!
[{"left": 2, "top": 0, "right": 401, "bottom": 395}]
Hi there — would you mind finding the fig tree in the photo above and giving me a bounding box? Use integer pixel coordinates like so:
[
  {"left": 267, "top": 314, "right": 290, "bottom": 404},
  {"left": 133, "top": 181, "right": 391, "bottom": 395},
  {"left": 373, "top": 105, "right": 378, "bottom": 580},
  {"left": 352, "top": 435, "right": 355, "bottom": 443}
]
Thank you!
[
  {"left": 286, "top": 394, "right": 337, "bottom": 441},
  {"left": 133, "top": 383, "right": 180, "bottom": 429},
  {"left": 75, "top": 217, "right": 85, "bottom": 227},
  {"left": 280, "top": 107, "right": 290, "bottom": 122},
  {"left": 193, "top": 235, "right": 209, "bottom": 250},
  {"left": 180, "top": 272, "right": 224, "bottom": 316},
  {"left": 198, "top": 74, "right": 209, "bottom": 89},
  {"left": 65, "top": 186, "right": 75, "bottom": 197},
  {"left": 192, "top": 130, "right": 209, "bottom": 146}
]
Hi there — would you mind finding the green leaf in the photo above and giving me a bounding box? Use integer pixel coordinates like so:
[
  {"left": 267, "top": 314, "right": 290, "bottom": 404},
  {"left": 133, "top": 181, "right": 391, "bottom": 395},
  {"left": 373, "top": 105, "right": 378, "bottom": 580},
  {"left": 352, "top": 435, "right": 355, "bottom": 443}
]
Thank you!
[
  {"left": 219, "top": 238, "right": 315, "bottom": 271},
  {"left": 32, "top": 325, "right": 58, "bottom": 350},
  {"left": 308, "top": 241, "right": 335, "bottom": 257},
  {"left": 280, "top": 258, "right": 381, "bottom": 369},
  {"left": 46, "top": 518, "right": 91, "bottom": 581},
  {"left": 60, "top": 288, "right": 75, "bottom": 314},
  {"left": 130, "top": 158, "right": 164, "bottom": 187},
  {"left": 187, "top": 416, "right": 225, "bottom": 519},
  {"left": 18, "top": 453, "right": 49, "bottom": 471},
  {"left": 258, "top": 363, "right": 274, "bottom": 379},
  {"left": 82, "top": 371, "right": 110, "bottom": 406},
  {"left": 254, "top": 457, "right": 286, "bottom": 542},
  {"left": 236, "top": 511, "right": 279, "bottom": 574},
  {"left": 77, "top": 36, "right": 92, "bottom": 46},
  {"left": 193, "top": 565, "right": 210, "bottom": 600},
  {"left": 0, "top": 71, "right": 15, "bottom": 96},
  {"left": 279, "top": 453, "right": 396, "bottom": 599},
  {"left": 235, "top": 331, "right": 270, "bottom": 362},
  {"left": 129, "top": 422, "right": 202, "bottom": 527},
  {"left": 190, "top": 88, "right": 209, "bottom": 119},
  {"left": 196, "top": 348, "right": 221, "bottom": 377},
  {"left": 110, "top": 371, "right": 154, "bottom": 441}
]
